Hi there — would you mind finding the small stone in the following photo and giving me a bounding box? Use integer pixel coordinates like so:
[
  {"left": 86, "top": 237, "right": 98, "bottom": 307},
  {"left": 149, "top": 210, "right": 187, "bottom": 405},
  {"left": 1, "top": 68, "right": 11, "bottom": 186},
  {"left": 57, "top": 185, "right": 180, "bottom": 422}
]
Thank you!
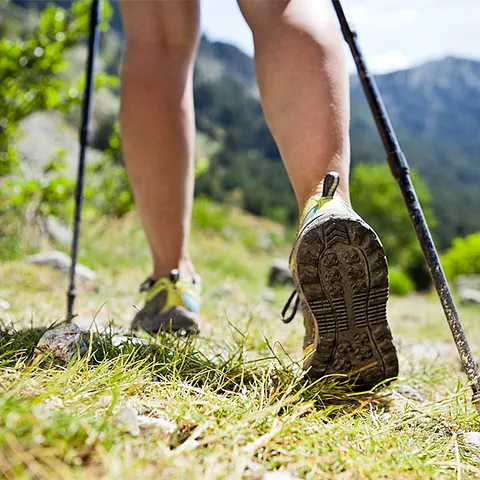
[
  {"left": 246, "top": 461, "right": 264, "bottom": 474},
  {"left": 262, "top": 290, "right": 276, "bottom": 303},
  {"left": 116, "top": 406, "right": 140, "bottom": 436},
  {"left": 25, "top": 250, "right": 96, "bottom": 283},
  {"left": 116, "top": 407, "right": 177, "bottom": 438},
  {"left": 111, "top": 335, "right": 147, "bottom": 347},
  {"left": 257, "top": 232, "right": 273, "bottom": 251},
  {"left": 464, "top": 432, "right": 480, "bottom": 447},
  {"left": 0, "top": 299, "right": 10, "bottom": 310},
  {"left": 36, "top": 324, "right": 87, "bottom": 363},
  {"left": 44, "top": 216, "right": 73, "bottom": 246},
  {"left": 138, "top": 412, "right": 177, "bottom": 435},
  {"left": 209, "top": 284, "right": 235, "bottom": 298},
  {"left": 268, "top": 259, "right": 293, "bottom": 287},
  {"left": 263, "top": 473, "right": 299, "bottom": 480},
  {"left": 399, "top": 340, "right": 458, "bottom": 362},
  {"left": 244, "top": 461, "right": 265, "bottom": 479},
  {"left": 395, "top": 384, "right": 426, "bottom": 402},
  {"left": 456, "top": 275, "right": 480, "bottom": 305},
  {"left": 458, "top": 288, "right": 480, "bottom": 304}
]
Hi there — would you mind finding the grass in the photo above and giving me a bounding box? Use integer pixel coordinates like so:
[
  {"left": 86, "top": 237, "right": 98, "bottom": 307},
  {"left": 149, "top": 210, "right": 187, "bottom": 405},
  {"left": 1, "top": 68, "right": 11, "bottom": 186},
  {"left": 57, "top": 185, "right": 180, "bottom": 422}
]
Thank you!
[{"left": 1, "top": 203, "right": 480, "bottom": 479}]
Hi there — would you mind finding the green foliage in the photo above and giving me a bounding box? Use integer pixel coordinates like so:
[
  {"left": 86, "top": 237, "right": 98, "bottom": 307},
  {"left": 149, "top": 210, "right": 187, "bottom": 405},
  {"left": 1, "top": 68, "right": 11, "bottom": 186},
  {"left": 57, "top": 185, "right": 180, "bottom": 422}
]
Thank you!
[
  {"left": 350, "top": 58, "right": 480, "bottom": 248},
  {"left": 195, "top": 149, "right": 297, "bottom": 225},
  {"left": 1, "top": 154, "right": 74, "bottom": 216},
  {"left": 442, "top": 232, "right": 480, "bottom": 280},
  {"left": 388, "top": 267, "right": 415, "bottom": 296},
  {"left": 0, "top": 154, "right": 76, "bottom": 258},
  {"left": 350, "top": 163, "right": 434, "bottom": 290},
  {"left": 0, "top": 0, "right": 128, "bottom": 260},
  {"left": 85, "top": 160, "right": 134, "bottom": 219},
  {"left": 0, "top": 0, "right": 115, "bottom": 176},
  {"left": 191, "top": 196, "right": 228, "bottom": 232}
]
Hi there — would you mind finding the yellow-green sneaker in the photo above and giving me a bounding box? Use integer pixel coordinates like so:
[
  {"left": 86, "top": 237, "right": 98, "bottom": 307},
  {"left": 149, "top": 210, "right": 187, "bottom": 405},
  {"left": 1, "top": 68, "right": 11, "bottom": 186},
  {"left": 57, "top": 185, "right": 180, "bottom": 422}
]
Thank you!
[
  {"left": 282, "top": 172, "right": 398, "bottom": 389},
  {"left": 132, "top": 269, "right": 201, "bottom": 334}
]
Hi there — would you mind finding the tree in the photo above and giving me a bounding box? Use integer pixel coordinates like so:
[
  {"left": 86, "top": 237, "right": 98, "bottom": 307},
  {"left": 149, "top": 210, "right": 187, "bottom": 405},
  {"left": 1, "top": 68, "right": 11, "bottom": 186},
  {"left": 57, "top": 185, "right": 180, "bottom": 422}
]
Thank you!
[
  {"left": 0, "top": 0, "right": 113, "bottom": 176},
  {"left": 442, "top": 232, "right": 480, "bottom": 280},
  {"left": 350, "top": 163, "right": 435, "bottom": 289}
]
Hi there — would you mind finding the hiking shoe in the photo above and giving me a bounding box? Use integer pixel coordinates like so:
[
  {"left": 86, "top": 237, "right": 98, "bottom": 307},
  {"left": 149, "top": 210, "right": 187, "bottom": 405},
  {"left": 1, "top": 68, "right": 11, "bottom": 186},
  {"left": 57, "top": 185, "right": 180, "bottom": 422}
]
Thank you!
[
  {"left": 282, "top": 172, "right": 398, "bottom": 389},
  {"left": 131, "top": 269, "right": 201, "bottom": 334}
]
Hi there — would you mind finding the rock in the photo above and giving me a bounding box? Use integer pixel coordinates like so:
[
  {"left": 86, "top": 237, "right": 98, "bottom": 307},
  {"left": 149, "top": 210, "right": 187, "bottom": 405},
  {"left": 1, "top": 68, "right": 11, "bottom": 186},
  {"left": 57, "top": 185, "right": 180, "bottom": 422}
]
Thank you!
[
  {"left": 111, "top": 335, "right": 147, "bottom": 347},
  {"left": 36, "top": 324, "right": 87, "bottom": 363},
  {"left": 394, "top": 384, "right": 426, "bottom": 402},
  {"left": 246, "top": 461, "right": 264, "bottom": 474},
  {"left": 257, "top": 232, "right": 272, "bottom": 251},
  {"left": 44, "top": 216, "right": 73, "bottom": 246},
  {"left": 398, "top": 340, "right": 477, "bottom": 372},
  {"left": 464, "top": 432, "right": 480, "bottom": 448},
  {"left": 138, "top": 412, "right": 177, "bottom": 435},
  {"left": 25, "top": 250, "right": 96, "bottom": 283},
  {"left": 262, "top": 290, "right": 276, "bottom": 304},
  {"left": 15, "top": 111, "right": 102, "bottom": 179},
  {"left": 116, "top": 406, "right": 140, "bottom": 436},
  {"left": 209, "top": 284, "right": 235, "bottom": 298},
  {"left": 116, "top": 406, "right": 177, "bottom": 438},
  {"left": 263, "top": 473, "right": 299, "bottom": 480},
  {"left": 268, "top": 259, "right": 293, "bottom": 287},
  {"left": 399, "top": 340, "right": 458, "bottom": 362},
  {"left": 456, "top": 275, "right": 480, "bottom": 304},
  {"left": 0, "top": 299, "right": 10, "bottom": 310},
  {"left": 458, "top": 288, "right": 480, "bottom": 304}
]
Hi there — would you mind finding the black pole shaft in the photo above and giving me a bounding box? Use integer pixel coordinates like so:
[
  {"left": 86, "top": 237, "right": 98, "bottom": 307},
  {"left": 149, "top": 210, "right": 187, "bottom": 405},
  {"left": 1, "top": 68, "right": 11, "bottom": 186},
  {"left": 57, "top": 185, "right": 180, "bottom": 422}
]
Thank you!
[
  {"left": 331, "top": 0, "right": 480, "bottom": 413},
  {"left": 67, "top": 0, "right": 102, "bottom": 322}
]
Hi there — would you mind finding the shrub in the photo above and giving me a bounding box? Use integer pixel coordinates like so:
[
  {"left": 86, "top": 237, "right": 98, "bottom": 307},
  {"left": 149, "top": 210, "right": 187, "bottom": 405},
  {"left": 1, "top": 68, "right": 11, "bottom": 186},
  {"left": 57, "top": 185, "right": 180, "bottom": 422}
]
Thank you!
[
  {"left": 389, "top": 267, "right": 415, "bottom": 296},
  {"left": 191, "top": 196, "right": 228, "bottom": 232},
  {"left": 442, "top": 232, "right": 480, "bottom": 280},
  {"left": 351, "top": 163, "right": 435, "bottom": 291},
  {"left": 0, "top": 0, "right": 114, "bottom": 176}
]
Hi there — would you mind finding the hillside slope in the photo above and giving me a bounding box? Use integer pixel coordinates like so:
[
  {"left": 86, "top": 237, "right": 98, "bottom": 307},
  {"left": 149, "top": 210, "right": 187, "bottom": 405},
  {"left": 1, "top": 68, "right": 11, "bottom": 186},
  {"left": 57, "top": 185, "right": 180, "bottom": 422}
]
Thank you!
[
  {"left": 194, "top": 44, "right": 480, "bottom": 247},
  {"left": 9, "top": 0, "right": 480, "bottom": 247},
  {"left": 350, "top": 57, "right": 480, "bottom": 245}
]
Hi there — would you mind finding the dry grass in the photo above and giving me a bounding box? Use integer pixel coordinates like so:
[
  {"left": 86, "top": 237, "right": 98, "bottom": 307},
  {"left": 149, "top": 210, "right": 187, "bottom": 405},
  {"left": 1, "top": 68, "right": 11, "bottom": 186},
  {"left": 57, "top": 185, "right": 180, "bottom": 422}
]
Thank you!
[{"left": 1, "top": 209, "right": 479, "bottom": 479}]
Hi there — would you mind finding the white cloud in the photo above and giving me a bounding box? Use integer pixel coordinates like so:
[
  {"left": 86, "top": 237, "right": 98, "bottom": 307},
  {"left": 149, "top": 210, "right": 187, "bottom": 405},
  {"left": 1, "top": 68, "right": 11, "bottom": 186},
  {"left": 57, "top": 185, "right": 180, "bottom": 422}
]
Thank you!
[
  {"left": 348, "top": 5, "right": 419, "bottom": 29},
  {"left": 201, "top": 0, "right": 480, "bottom": 72},
  {"left": 370, "top": 50, "right": 411, "bottom": 73}
]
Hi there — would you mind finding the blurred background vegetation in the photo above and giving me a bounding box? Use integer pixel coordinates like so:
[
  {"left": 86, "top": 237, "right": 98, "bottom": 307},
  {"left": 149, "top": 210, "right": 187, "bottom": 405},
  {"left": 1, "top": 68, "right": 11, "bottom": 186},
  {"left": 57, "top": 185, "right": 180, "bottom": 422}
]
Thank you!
[{"left": 1, "top": 0, "right": 480, "bottom": 296}]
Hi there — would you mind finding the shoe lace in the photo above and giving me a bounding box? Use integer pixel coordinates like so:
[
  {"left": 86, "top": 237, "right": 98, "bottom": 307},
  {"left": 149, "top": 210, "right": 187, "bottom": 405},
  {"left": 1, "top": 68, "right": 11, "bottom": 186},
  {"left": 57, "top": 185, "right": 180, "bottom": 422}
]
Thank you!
[
  {"left": 139, "top": 277, "right": 155, "bottom": 292},
  {"left": 280, "top": 289, "right": 300, "bottom": 324},
  {"left": 139, "top": 269, "right": 181, "bottom": 293},
  {"left": 139, "top": 269, "right": 201, "bottom": 294}
]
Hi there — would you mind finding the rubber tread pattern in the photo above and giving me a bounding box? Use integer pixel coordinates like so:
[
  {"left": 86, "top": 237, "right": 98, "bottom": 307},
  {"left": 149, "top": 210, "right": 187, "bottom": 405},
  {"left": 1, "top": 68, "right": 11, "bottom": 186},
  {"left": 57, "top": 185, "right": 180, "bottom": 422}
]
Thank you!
[{"left": 296, "top": 214, "right": 399, "bottom": 389}]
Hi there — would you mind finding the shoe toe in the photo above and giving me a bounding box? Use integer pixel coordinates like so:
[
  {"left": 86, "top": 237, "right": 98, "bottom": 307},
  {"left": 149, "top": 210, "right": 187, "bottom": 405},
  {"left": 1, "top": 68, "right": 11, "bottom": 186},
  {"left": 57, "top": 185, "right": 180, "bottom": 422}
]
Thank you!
[{"left": 132, "top": 306, "right": 200, "bottom": 334}]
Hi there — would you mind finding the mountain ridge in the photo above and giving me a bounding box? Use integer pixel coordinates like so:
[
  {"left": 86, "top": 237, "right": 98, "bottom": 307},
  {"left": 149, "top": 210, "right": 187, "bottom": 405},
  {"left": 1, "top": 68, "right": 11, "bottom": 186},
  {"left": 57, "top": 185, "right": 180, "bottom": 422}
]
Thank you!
[
  {"left": 194, "top": 38, "right": 480, "bottom": 246},
  {"left": 9, "top": 0, "right": 480, "bottom": 248}
]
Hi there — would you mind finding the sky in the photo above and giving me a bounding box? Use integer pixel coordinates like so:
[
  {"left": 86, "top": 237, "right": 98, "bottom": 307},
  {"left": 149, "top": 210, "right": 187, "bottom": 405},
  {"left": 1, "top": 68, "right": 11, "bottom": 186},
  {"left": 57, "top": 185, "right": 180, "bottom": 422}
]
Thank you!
[{"left": 201, "top": 0, "right": 480, "bottom": 73}]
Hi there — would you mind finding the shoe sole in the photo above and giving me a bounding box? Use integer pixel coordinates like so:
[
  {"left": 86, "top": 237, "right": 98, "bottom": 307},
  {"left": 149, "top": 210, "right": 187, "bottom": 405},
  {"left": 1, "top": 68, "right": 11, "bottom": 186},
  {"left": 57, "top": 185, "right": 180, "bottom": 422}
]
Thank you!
[
  {"left": 132, "top": 306, "right": 200, "bottom": 335},
  {"left": 294, "top": 214, "right": 399, "bottom": 389}
]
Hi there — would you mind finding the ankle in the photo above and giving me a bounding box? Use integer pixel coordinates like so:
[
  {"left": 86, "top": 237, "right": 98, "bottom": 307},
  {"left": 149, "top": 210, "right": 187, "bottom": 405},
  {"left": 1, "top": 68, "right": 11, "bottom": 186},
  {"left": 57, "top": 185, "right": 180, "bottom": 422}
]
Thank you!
[
  {"left": 152, "top": 255, "right": 196, "bottom": 281},
  {"left": 298, "top": 183, "right": 351, "bottom": 210}
]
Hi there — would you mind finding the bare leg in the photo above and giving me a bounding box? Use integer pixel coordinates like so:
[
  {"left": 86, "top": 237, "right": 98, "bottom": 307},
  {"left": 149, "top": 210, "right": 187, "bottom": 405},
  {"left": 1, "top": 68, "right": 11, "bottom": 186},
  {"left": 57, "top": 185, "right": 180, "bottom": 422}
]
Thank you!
[
  {"left": 238, "top": 0, "right": 350, "bottom": 208},
  {"left": 119, "top": 0, "right": 200, "bottom": 279},
  {"left": 238, "top": 1, "right": 399, "bottom": 388}
]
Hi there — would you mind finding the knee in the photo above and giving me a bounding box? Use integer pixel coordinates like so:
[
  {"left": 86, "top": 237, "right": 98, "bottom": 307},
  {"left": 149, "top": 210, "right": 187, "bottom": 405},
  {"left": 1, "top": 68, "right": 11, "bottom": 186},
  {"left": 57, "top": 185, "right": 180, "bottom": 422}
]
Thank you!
[
  {"left": 237, "top": 0, "right": 288, "bottom": 31},
  {"left": 238, "top": 0, "right": 339, "bottom": 41},
  {"left": 120, "top": 1, "right": 200, "bottom": 59}
]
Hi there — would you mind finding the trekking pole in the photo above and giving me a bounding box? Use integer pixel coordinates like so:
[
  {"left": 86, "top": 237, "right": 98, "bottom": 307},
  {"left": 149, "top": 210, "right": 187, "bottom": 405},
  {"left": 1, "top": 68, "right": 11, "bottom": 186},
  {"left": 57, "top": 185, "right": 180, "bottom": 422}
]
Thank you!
[
  {"left": 67, "top": 0, "right": 102, "bottom": 322},
  {"left": 331, "top": 0, "right": 480, "bottom": 415}
]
